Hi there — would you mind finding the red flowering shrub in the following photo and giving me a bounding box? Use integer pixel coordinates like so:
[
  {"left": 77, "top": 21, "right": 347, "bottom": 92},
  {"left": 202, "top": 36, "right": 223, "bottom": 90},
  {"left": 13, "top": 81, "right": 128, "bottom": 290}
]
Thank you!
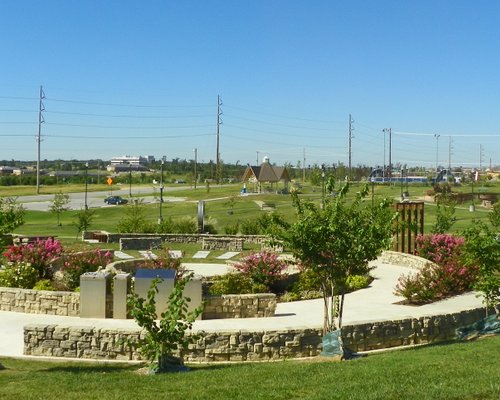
[
  {"left": 233, "top": 251, "right": 287, "bottom": 291},
  {"left": 394, "top": 234, "right": 479, "bottom": 303},
  {"left": 3, "top": 238, "right": 63, "bottom": 279},
  {"left": 60, "top": 249, "right": 113, "bottom": 290}
]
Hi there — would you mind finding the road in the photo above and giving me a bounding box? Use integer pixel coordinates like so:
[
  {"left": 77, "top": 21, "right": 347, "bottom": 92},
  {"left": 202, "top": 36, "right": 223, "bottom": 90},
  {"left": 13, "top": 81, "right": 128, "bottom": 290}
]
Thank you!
[{"left": 12, "top": 186, "right": 191, "bottom": 212}]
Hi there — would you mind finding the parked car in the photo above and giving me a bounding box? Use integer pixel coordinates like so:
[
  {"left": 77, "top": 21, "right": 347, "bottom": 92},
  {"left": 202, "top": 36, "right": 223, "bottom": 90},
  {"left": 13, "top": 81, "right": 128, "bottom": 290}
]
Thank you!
[{"left": 104, "top": 196, "right": 128, "bottom": 205}]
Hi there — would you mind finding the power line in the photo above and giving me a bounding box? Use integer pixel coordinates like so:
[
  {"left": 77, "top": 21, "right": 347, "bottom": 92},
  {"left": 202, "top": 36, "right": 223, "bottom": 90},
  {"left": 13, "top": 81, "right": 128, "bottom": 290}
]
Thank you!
[{"left": 45, "top": 97, "right": 212, "bottom": 108}]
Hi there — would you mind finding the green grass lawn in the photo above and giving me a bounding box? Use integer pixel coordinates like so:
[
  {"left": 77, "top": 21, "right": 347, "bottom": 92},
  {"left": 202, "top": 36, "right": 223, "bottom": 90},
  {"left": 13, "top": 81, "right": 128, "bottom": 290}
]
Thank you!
[
  {"left": 6, "top": 181, "right": 498, "bottom": 244},
  {"left": 0, "top": 336, "right": 499, "bottom": 399}
]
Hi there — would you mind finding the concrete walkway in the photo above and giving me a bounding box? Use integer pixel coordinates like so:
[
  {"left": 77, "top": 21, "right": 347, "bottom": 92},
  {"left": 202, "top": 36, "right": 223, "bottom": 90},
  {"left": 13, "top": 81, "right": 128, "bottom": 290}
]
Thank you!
[{"left": 0, "top": 260, "right": 485, "bottom": 359}]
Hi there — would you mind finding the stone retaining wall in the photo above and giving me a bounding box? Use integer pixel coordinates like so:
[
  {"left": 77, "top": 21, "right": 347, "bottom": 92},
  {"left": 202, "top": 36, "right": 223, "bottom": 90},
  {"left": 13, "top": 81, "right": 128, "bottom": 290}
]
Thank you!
[
  {"left": 0, "top": 287, "right": 79, "bottom": 316},
  {"left": 85, "top": 231, "right": 270, "bottom": 248},
  {"left": 0, "top": 286, "right": 275, "bottom": 320},
  {"left": 202, "top": 237, "right": 244, "bottom": 251},
  {"left": 203, "top": 294, "right": 276, "bottom": 319},
  {"left": 379, "top": 250, "right": 435, "bottom": 270},
  {"left": 23, "top": 307, "right": 487, "bottom": 362}
]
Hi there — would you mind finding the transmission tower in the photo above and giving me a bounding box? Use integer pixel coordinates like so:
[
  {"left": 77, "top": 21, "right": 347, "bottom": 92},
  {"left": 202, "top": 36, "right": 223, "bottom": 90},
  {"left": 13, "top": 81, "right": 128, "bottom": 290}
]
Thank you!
[
  {"left": 348, "top": 114, "right": 354, "bottom": 179},
  {"left": 36, "top": 85, "right": 45, "bottom": 194},
  {"left": 215, "top": 95, "right": 222, "bottom": 183}
]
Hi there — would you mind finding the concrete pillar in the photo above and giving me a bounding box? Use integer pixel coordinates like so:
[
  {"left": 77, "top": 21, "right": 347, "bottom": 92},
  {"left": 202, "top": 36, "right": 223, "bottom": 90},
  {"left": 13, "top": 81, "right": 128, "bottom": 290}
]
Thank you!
[
  {"left": 113, "top": 273, "right": 131, "bottom": 319},
  {"left": 80, "top": 271, "right": 111, "bottom": 318},
  {"left": 183, "top": 274, "right": 203, "bottom": 320},
  {"left": 134, "top": 269, "right": 176, "bottom": 318}
]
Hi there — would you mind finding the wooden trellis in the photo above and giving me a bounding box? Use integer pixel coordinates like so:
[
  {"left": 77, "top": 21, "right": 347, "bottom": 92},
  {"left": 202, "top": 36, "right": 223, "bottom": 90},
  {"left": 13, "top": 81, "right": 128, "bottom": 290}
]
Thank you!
[{"left": 393, "top": 201, "right": 424, "bottom": 254}]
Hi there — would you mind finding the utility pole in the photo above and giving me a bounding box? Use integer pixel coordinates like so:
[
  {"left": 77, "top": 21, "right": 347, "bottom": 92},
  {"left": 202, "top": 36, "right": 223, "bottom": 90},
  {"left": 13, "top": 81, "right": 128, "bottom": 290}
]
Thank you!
[
  {"left": 215, "top": 95, "right": 222, "bottom": 184},
  {"left": 382, "top": 128, "right": 392, "bottom": 179},
  {"left": 448, "top": 136, "right": 453, "bottom": 170},
  {"left": 256, "top": 151, "right": 259, "bottom": 165},
  {"left": 193, "top": 148, "right": 197, "bottom": 189},
  {"left": 434, "top": 134, "right": 440, "bottom": 172},
  {"left": 36, "top": 85, "right": 45, "bottom": 194},
  {"left": 302, "top": 147, "right": 306, "bottom": 182},
  {"left": 348, "top": 114, "right": 354, "bottom": 180}
]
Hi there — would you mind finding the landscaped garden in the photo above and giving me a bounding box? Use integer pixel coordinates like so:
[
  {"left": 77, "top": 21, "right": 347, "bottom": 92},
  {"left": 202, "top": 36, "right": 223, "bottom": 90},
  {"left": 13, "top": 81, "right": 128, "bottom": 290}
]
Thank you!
[{"left": 0, "top": 179, "right": 498, "bottom": 375}]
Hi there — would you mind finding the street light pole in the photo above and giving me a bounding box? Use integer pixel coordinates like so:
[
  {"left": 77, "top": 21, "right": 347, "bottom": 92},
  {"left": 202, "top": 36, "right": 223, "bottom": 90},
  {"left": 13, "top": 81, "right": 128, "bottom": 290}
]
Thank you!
[
  {"left": 129, "top": 162, "right": 132, "bottom": 198},
  {"left": 434, "top": 134, "right": 440, "bottom": 172},
  {"left": 158, "top": 158, "right": 164, "bottom": 223},
  {"left": 321, "top": 164, "right": 326, "bottom": 208},
  {"left": 84, "top": 162, "right": 89, "bottom": 210},
  {"left": 193, "top": 148, "right": 197, "bottom": 189}
]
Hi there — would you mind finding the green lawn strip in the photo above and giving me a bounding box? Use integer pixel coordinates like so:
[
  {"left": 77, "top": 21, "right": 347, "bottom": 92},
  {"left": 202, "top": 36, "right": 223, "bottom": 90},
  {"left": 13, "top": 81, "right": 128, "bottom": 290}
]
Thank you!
[
  {"left": 0, "top": 337, "right": 498, "bottom": 399},
  {"left": 8, "top": 182, "right": 498, "bottom": 242}
]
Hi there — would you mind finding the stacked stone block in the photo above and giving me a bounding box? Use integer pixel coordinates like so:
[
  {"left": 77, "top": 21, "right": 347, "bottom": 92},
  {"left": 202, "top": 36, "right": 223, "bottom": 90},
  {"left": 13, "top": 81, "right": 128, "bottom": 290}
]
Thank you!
[
  {"left": 0, "top": 287, "right": 79, "bottom": 316},
  {"left": 24, "top": 307, "right": 487, "bottom": 362},
  {"left": 203, "top": 294, "right": 276, "bottom": 319}
]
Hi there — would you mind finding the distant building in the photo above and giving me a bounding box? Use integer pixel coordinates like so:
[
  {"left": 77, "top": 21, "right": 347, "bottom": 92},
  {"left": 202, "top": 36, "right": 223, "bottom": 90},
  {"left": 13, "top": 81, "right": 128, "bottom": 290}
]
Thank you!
[
  {"left": 0, "top": 166, "right": 14, "bottom": 175},
  {"left": 107, "top": 155, "right": 154, "bottom": 172},
  {"left": 242, "top": 156, "right": 290, "bottom": 193}
]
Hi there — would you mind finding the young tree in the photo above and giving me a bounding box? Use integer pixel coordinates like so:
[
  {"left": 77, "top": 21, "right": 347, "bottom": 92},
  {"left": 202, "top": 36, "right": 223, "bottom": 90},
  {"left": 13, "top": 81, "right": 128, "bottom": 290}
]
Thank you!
[
  {"left": 73, "top": 208, "right": 95, "bottom": 239},
  {"left": 274, "top": 181, "right": 395, "bottom": 354},
  {"left": 0, "top": 197, "right": 25, "bottom": 235},
  {"left": 461, "top": 221, "right": 500, "bottom": 314},
  {"left": 50, "top": 191, "right": 70, "bottom": 226},
  {"left": 126, "top": 273, "right": 204, "bottom": 373}
]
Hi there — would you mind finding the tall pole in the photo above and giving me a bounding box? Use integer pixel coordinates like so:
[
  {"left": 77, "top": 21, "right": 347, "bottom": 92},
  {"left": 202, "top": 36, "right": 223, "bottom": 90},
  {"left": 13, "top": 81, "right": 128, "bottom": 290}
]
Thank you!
[
  {"left": 36, "top": 85, "right": 45, "bottom": 194},
  {"left": 215, "top": 95, "right": 222, "bottom": 184},
  {"left": 159, "top": 158, "right": 164, "bottom": 223},
  {"left": 382, "top": 129, "right": 386, "bottom": 180},
  {"left": 193, "top": 149, "right": 197, "bottom": 189},
  {"left": 348, "top": 114, "right": 353, "bottom": 180},
  {"left": 302, "top": 147, "right": 306, "bottom": 182},
  {"left": 84, "top": 162, "right": 89, "bottom": 210},
  {"left": 448, "top": 136, "right": 453, "bottom": 170},
  {"left": 129, "top": 162, "right": 132, "bottom": 197},
  {"left": 383, "top": 128, "right": 392, "bottom": 179},
  {"left": 388, "top": 128, "right": 392, "bottom": 179},
  {"left": 434, "top": 134, "right": 440, "bottom": 172},
  {"left": 256, "top": 151, "right": 259, "bottom": 165}
]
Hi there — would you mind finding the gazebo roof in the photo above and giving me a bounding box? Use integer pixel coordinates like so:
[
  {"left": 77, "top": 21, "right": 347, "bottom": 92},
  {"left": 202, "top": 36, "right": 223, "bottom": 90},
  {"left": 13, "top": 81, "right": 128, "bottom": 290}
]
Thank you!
[{"left": 242, "top": 161, "right": 289, "bottom": 183}]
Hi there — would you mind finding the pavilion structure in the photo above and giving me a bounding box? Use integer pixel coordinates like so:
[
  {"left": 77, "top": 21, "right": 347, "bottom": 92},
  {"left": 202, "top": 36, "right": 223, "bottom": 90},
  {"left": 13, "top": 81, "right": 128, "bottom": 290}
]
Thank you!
[{"left": 241, "top": 157, "right": 290, "bottom": 193}]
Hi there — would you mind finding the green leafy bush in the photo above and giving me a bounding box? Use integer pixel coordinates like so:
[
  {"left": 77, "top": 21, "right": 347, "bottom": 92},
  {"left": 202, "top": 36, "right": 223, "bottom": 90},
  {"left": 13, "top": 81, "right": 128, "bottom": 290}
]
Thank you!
[
  {"left": 0, "top": 261, "right": 38, "bottom": 289},
  {"left": 209, "top": 273, "right": 253, "bottom": 295},
  {"left": 33, "top": 279, "right": 56, "bottom": 291},
  {"left": 224, "top": 222, "right": 239, "bottom": 235},
  {"left": 461, "top": 222, "right": 500, "bottom": 311},
  {"left": 173, "top": 216, "right": 197, "bottom": 234}
]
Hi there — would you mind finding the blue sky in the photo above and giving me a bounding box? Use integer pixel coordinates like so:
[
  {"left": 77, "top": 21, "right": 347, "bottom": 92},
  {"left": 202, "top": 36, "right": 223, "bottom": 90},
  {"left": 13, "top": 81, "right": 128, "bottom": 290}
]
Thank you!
[{"left": 1, "top": 0, "right": 499, "bottom": 169}]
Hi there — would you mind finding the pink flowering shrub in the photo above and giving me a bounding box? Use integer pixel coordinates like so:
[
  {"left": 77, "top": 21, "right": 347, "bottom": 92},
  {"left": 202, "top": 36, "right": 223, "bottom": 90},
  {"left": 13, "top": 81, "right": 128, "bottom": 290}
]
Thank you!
[
  {"left": 233, "top": 251, "right": 287, "bottom": 292},
  {"left": 60, "top": 249, "right": 113, "bottom": 290},
  {"left": 415, "top": 233, "right": 464, "bottom": 265},
  {"left": 394, "top": 234, "right": 479, "bottom": 303},
  {"left": 3, "top": 238, "right": 63, "bottom": 279}
]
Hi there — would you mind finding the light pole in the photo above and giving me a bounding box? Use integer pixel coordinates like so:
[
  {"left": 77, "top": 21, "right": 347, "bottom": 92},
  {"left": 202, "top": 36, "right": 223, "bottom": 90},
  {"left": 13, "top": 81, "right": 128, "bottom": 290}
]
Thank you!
[
  {"left": 128, "top": 162, "right": 132, "bottom": 198},
  {"left": 84, "top": 162, "right": 89, "bottom": 210},
  {"left": 193, "top": 148, "right": 198, "bottom": 189},
  {"left": 321, "top": 164, "right": 326, "bottom": 208},
  {"left": 382, "top": 128, "right": 392, "bottom": 179},
  {"left": 158, "top": 158, "right": 164, "bottom": 223},
  {"left": 434, "top": 134, "right": 440, "bottom": 172}
]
